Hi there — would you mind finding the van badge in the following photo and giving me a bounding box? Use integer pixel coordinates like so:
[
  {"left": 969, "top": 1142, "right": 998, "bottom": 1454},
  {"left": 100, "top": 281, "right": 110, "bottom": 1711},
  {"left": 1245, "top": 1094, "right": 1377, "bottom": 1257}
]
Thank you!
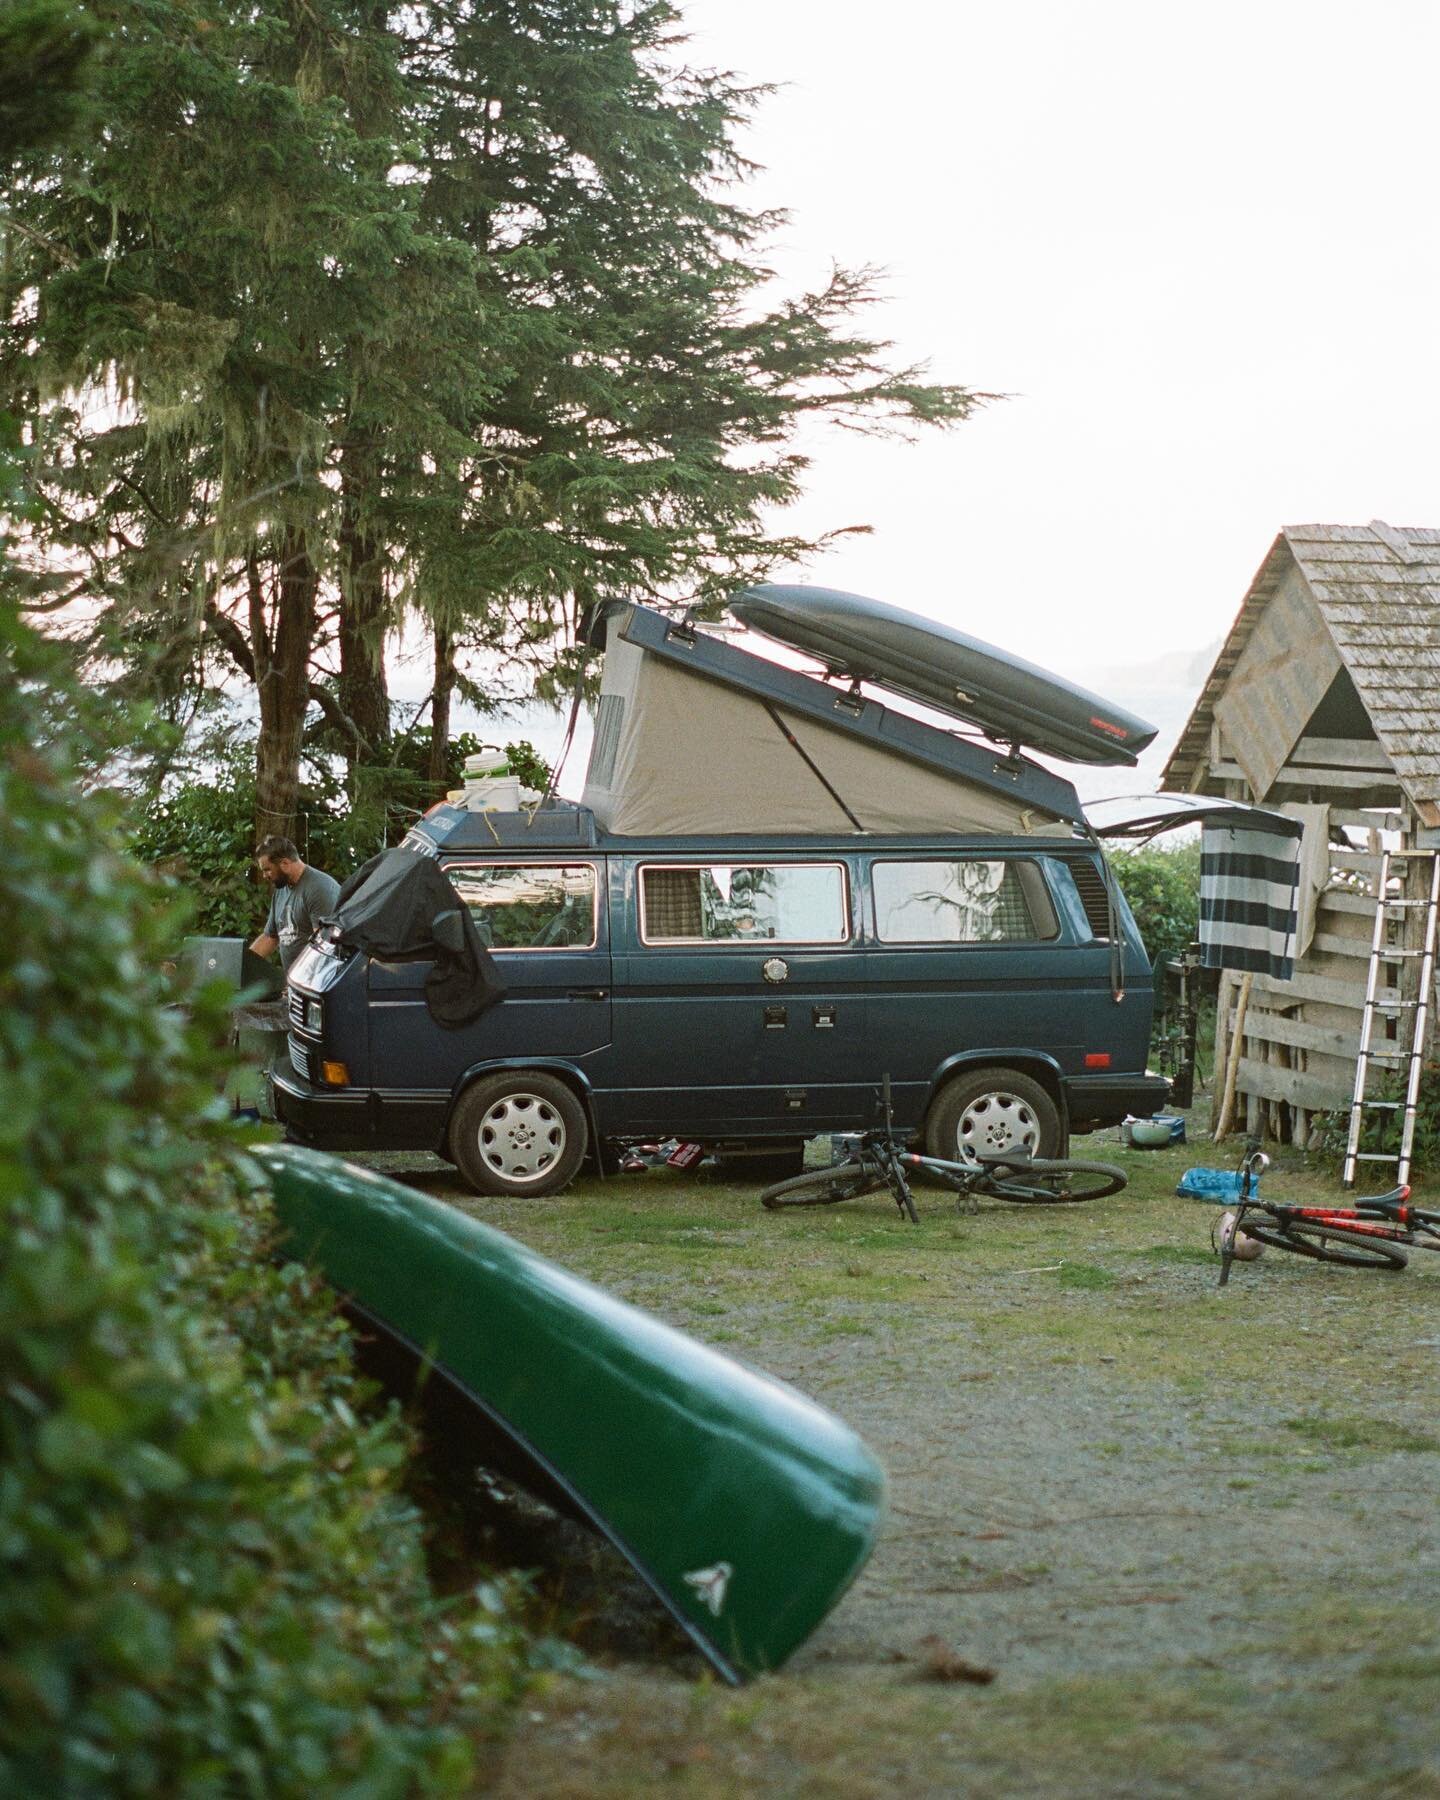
[{"left": 762, "top": 957, "right": 790, "bottom": 984}]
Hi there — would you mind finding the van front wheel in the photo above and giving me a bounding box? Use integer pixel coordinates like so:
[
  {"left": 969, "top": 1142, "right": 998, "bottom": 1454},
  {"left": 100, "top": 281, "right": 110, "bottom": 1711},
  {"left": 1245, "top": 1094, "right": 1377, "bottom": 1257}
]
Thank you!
[
  {"left": 449, "top": 1073, "right": 588, "bottom": 1198},
  {"left": 925, "top": 1069, "right": 1062, "bottom": 1165}
]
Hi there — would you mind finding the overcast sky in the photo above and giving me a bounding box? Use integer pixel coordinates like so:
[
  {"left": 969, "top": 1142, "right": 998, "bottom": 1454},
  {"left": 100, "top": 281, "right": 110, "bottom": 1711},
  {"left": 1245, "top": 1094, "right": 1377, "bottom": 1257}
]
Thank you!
[{"left": 479, "top": 1, "right": 1440, "bottom": 799}]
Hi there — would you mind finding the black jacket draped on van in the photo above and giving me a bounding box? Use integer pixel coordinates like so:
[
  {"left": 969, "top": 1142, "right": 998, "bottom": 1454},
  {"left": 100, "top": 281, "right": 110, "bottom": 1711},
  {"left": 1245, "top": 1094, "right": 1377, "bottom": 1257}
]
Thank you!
[{"left": 327, "top": 848, "right": 505, "bottom": 1028}]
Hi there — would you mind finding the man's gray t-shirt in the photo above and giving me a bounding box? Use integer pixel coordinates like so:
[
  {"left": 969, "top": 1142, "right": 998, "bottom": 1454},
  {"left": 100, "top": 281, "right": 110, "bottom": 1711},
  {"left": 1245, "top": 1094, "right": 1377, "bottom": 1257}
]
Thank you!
[{"left": 266, "top": 865, "right": 341, "bottom": 971}]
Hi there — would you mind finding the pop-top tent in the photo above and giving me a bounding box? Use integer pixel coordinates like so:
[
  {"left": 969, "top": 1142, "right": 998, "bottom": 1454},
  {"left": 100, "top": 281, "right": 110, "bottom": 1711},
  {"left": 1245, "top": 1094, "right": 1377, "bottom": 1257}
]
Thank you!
[
  {"left": 579, "top": 598, "right": 1092, "bottom": 838},
  {"left": 571, "top": 587, "right": 1301, "bottom": 982}
]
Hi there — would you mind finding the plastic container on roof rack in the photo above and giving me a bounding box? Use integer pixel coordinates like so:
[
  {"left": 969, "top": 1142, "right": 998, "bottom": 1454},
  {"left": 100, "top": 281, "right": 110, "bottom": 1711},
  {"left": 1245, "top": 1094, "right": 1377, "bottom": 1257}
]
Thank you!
[{"left": 730, "top": 584, "right": 1159, "bottom": 768}]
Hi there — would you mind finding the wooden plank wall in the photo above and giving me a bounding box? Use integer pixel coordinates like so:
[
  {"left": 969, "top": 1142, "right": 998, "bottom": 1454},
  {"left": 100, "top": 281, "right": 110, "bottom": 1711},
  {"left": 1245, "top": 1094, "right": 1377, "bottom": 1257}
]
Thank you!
[{"left": 1215, "top": 837, "right": 1432, "bottom": 1146}]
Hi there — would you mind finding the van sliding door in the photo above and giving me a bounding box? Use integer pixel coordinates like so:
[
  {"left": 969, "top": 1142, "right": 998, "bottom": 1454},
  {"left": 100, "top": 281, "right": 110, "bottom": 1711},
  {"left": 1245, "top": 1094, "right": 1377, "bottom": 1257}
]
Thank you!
[{"left": 860, "top": 855, "right": 1090, "bottom": 1129}]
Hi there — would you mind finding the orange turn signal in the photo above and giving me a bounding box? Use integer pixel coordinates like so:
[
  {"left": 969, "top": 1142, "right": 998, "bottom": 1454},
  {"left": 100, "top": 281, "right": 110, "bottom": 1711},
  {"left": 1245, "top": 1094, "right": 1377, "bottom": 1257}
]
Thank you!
[{"left": 321, "top": 1061, "right": 350, "bottom": 1087}]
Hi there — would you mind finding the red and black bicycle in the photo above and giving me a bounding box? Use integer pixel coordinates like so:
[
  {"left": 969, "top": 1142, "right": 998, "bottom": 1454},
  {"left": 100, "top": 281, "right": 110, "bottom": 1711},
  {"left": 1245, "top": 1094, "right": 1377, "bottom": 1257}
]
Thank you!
[{"left": 1208, "top": 1150, "right": 1440, "bottom": 1284}]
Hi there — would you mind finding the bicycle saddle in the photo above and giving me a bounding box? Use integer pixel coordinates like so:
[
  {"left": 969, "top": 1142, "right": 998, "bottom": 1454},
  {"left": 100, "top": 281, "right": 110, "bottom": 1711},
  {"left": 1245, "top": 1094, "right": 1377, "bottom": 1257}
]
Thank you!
[{"left": 1359, "top": 1186, "right": 1411, "bottom": 1212}]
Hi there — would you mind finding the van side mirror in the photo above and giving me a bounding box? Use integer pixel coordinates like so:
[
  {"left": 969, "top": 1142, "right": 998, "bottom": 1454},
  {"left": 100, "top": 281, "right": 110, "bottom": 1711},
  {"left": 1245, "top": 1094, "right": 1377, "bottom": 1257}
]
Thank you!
[{"left": 433, "top": 908, "right": 467, "bottom": 955}]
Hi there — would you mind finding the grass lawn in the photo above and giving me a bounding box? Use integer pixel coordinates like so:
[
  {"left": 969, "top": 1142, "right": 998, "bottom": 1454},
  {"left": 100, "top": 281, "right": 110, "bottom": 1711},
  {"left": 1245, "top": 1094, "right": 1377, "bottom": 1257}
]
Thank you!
[{"left": 359, "top": 1114, "right": 1440, "bottom": 1797}]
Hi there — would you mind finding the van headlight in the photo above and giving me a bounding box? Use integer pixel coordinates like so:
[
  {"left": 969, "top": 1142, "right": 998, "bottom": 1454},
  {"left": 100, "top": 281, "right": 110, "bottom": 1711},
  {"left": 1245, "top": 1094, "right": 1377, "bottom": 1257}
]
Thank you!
[{"left": 304, "top": 999, "right": 323, "bottom": 1034}]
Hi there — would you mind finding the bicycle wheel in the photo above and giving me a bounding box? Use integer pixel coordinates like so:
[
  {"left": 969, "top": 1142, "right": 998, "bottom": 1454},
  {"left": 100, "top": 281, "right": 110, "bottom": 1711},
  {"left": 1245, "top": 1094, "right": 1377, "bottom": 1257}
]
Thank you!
[
  {"left": 981, "top": 1157, "right": 1128, "bottom": 1204},
  {"left": 760, "top": 1160, "right": 883, "bottom": 1210},
  {"left": 1241, "top": 1217, "right": 1409, "bottom": 1270}
]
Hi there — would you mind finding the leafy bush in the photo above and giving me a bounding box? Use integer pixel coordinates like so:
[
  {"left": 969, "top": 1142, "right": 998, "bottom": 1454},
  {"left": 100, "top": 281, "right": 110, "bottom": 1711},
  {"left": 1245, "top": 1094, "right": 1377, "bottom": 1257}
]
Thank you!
[
  {"left": 131, "top": 727, "right": 552, "bottom": 938},
  {"left": 0, "top": 610, "right": 524, "bottom": 1794},
  {"left": 1110, "top": 840, "right": 1201, "bottom": 963},
  {"left": 1309, "top": 1062, "right": 1440, "bottom": 1175}
]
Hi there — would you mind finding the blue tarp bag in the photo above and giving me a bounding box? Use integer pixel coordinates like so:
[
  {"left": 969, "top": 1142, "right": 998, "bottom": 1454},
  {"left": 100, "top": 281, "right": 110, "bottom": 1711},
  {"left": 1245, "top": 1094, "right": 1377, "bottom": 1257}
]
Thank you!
[{"left": 1176, "top": 1166, "right": 1254, "bottom": 1202}]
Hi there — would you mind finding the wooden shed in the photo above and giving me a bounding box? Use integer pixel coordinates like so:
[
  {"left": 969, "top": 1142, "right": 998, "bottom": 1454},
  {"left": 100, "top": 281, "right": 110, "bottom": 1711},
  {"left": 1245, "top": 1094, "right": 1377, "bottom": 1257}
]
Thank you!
[{"left": 1163, "top": 521, "right": 1440, "bottom": 1145}]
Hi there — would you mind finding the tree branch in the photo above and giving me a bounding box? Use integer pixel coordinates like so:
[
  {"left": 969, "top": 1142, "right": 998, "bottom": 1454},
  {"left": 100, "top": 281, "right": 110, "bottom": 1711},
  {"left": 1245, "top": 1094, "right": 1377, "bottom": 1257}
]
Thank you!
[
  {"left": 203, "top": 596, "right": 257, "bottom": 683},
  {"left": 0, "top": 211, "right": 81, "bottom": 269},
  {"left": 304, "top": 680, "right": 372, "bottom": 756}
]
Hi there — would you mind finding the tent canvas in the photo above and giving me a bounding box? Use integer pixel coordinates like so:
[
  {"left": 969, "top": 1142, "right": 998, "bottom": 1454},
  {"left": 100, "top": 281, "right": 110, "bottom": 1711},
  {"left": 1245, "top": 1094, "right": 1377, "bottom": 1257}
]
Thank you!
[{"left": 581, "top": 608, "right": 1081, "bottom": 838}]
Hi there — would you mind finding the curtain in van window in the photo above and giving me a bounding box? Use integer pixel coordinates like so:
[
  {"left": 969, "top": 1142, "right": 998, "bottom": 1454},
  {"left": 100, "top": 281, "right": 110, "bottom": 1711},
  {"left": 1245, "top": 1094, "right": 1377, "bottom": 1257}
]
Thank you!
[
  {"left": 644, "top": 869, "right": 705, "bottom": 938},
  {"left": 1198, "top": 821, "right": 1301, "bottom": 979}
]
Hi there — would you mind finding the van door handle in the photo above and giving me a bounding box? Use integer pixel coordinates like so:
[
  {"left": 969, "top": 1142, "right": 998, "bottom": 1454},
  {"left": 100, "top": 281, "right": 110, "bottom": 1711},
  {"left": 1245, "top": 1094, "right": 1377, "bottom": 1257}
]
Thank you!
[{"left": 567, "top": 988, "right": 609, "bottom": 1001}]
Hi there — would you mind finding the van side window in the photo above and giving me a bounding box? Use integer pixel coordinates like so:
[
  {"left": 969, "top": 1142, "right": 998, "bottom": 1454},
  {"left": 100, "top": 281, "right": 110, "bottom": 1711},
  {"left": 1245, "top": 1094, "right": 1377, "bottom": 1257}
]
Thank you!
[
  {"left": 448, "top": 863, "right": 598, "bottom": 950},
  {"left": 873, "top": 859, "right": 1058, "bottom": 944},
  {"left": 640, "top": 864, "right": 848, "bottom": 944}
]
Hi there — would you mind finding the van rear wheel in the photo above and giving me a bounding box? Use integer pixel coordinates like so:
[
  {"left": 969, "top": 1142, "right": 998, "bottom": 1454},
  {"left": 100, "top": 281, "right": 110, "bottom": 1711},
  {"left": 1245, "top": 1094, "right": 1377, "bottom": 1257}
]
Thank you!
[
  {"left": 449, "top": 1072, "right": 587, "bottom": 1198},
  {"left": 926, "top": 1068, "right": 1062, "bottom": 1165}
]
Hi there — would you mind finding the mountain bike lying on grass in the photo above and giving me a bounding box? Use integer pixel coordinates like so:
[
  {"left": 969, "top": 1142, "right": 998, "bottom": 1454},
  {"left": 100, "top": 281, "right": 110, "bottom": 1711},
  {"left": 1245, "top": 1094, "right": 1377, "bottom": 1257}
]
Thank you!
[
  {"left": 760, "top": 1078, "right": 1127, "bottom": 1224},
  {"left": 1199, "top": 1149, "right": 1440, "bottom": 1284}
]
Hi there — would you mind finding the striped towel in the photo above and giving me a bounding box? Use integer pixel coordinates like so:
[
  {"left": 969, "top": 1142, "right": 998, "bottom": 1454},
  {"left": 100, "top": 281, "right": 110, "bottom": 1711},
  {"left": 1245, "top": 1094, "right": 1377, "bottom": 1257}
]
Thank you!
[{"left": 1199, "top": 820, "right": 1302, "bottom": 979}]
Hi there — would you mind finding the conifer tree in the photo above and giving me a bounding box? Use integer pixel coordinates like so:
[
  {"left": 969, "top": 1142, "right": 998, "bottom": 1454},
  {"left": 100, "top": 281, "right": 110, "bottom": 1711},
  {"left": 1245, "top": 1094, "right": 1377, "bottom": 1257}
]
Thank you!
[{"left": 3, "top": 0, "right": 983, "bottom": 837}]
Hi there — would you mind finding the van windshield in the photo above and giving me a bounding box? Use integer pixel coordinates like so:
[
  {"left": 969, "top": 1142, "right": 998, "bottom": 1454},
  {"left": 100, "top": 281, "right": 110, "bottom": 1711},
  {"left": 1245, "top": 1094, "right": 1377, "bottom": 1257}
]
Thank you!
[{"left": 641, "top": 863, "right": 848, "bottom": 944}]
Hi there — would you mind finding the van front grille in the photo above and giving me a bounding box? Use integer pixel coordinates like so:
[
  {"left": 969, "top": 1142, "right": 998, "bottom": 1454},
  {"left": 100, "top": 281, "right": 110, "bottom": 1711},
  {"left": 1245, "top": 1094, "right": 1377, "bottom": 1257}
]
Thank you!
[
  {"left": 1062, "top": 857, "right": 1113, "bottom": 939},
  {"left": 289, "top": 1038, "right": 312, "bottom": 1082}
]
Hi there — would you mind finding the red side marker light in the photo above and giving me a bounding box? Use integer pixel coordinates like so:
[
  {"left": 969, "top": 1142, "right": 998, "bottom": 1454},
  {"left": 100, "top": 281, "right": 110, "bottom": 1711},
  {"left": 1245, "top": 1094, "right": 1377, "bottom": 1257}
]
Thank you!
[{"left": 1084, "top": 1052, "right": 1112, "bottom": 1069}]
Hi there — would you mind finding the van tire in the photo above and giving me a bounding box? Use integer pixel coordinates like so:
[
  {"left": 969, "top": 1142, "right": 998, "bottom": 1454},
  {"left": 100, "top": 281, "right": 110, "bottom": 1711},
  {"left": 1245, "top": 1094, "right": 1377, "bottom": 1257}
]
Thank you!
[
  {"left": 926, "top": 1068, "right": 1062, "bottom": 1165},
  {"left": 449, "top": 1073, "right": 588, "bottom": 1198}
]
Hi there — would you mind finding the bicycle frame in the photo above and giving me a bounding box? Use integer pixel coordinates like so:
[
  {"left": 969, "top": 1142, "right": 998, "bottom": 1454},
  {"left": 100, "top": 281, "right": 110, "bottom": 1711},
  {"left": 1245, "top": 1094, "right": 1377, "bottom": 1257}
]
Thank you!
[{"left": 1212, "top": 1155, "right": 1440, "bottom": 1284}]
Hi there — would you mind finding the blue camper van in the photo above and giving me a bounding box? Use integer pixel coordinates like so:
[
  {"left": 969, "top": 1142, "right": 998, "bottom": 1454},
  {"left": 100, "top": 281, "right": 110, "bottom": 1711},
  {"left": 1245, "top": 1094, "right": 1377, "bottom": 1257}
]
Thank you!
[
  {"left": 273, "top": 803, "right": 1167, "bottom": 1195},
  {"left": 272, "top": 588, "right": 1184, "bottom": 1195}
]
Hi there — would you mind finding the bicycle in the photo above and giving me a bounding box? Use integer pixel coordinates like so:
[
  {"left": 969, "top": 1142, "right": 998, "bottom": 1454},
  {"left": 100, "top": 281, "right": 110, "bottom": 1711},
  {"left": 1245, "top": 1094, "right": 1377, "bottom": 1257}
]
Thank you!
[
  {"left": 1202, "top": 1150, "right": 1440, "bottom": 1284},
  {"left": 759, "top": 1078, "right": 1127, "bottom": 1224}
]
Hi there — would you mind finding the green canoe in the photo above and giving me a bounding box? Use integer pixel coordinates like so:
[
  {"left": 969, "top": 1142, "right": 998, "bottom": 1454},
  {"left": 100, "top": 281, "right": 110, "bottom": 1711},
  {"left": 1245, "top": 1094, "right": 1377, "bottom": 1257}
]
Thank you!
[{"left": 256, "top": 1145, "right": 886, "bottom": 1682}]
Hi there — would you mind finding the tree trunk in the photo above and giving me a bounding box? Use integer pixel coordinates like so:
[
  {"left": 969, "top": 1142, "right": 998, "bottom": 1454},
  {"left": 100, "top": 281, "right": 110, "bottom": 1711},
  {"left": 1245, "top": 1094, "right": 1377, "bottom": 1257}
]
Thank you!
[
  {"left": 338, "top": 439, "right": 390, "bottom": 778},
  {"left": 429, "top": 620, "right": 455, "bottom": 793},
  {"left": 252, "top": 537, "right": 319, "bottom": 848}
]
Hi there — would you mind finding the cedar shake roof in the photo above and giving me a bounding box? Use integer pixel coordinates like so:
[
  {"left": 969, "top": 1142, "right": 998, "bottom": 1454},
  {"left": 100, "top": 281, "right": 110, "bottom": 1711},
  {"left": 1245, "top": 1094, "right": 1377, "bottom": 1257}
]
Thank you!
[{"left": 1162, "top": 522, "right": 1440, "bottom": 824}]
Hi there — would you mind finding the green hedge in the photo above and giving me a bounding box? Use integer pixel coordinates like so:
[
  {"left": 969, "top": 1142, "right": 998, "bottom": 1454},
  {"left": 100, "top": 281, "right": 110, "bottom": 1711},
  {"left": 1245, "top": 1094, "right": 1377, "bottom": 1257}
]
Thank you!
[
  {"left": 1110, "top": 841, "right": 1201, "bottom": 964},
  {"left": 0, "top": 611, "right": 524, "bottom": 1795}
]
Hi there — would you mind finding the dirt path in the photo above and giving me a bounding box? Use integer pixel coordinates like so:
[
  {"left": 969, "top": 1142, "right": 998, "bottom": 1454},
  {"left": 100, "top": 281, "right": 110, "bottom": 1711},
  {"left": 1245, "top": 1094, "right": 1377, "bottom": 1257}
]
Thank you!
[{"left": 367, "top": 1135, "right": 1440, "bottom": 1795}]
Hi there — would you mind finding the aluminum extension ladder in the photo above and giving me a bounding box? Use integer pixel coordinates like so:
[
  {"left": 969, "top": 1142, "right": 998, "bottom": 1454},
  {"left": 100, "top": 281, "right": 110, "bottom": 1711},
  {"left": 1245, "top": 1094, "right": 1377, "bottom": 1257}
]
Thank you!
[{"left": 1342, "top": 848, "right": 1440, "bottom": 1189}]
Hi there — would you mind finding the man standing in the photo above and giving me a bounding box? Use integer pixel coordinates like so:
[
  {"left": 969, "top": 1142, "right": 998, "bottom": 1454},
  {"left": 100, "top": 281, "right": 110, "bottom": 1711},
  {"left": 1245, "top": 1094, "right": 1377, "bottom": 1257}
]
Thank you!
[{"left": 249, "top": 835, "right": 341, "bottom": 974}]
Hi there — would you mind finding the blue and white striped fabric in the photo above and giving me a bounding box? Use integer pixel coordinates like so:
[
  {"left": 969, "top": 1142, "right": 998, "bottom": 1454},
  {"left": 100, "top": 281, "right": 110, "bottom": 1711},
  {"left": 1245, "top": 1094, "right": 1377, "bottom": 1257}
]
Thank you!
[{"left": 1199, "top": 820, "right": 1302, "bottom": 979}]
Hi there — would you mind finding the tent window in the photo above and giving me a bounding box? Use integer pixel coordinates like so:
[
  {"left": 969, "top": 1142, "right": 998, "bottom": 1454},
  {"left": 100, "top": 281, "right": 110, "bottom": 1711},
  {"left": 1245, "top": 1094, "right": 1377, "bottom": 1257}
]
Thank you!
[
  {"left": 640, "top": 864, "right": 848, "bottom": 944},
  {"left": 873, "top": 859, "right": 1058, "bottom": 944},
  {"left": 449, "top": 863, "right": 598, "bottom": 950},
  {"left": 589, "top": 693, "right": 625, "bottom": 787}
]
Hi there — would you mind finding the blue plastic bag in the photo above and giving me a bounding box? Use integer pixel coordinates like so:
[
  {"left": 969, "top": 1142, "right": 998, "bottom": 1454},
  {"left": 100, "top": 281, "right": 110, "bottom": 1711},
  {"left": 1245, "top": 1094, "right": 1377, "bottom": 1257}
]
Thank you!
[{"left": 1176, "top": 1166, "right": 1251, "bottom": 1202}]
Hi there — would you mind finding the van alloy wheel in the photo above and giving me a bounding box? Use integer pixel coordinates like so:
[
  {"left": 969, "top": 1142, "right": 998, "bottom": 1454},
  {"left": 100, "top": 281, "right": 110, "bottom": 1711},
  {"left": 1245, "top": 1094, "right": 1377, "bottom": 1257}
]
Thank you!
[
  {"left": 449, "top": 1072, "right": 588, "bottom": 1197},
  {"left": 479, "top": 1092, "right": 566, "bottom": 1183},
  {"left": 925, "top": 1068, "right": 1062, "bottom": 1165}
]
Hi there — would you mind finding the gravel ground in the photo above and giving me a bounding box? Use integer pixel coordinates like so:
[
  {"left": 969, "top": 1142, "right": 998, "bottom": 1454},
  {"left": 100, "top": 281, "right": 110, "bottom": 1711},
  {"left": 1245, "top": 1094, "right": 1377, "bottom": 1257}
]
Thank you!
[{"left": 353, "top": 1128, "right": 1440, "bottom": 1795}]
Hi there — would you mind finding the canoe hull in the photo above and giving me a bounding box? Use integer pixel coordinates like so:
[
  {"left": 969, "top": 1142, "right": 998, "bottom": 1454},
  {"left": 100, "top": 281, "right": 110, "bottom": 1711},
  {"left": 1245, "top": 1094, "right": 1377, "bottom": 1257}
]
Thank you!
[{"left": 257, "top": 1145, "right": 886, "bottom": 1682}]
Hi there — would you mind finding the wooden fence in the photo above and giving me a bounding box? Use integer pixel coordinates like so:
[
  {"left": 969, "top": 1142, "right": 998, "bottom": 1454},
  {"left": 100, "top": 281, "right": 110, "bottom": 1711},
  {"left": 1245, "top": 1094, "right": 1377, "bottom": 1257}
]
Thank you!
[{"left": 1213, "top": 844, "right": 1433, "bottom": 1146}]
